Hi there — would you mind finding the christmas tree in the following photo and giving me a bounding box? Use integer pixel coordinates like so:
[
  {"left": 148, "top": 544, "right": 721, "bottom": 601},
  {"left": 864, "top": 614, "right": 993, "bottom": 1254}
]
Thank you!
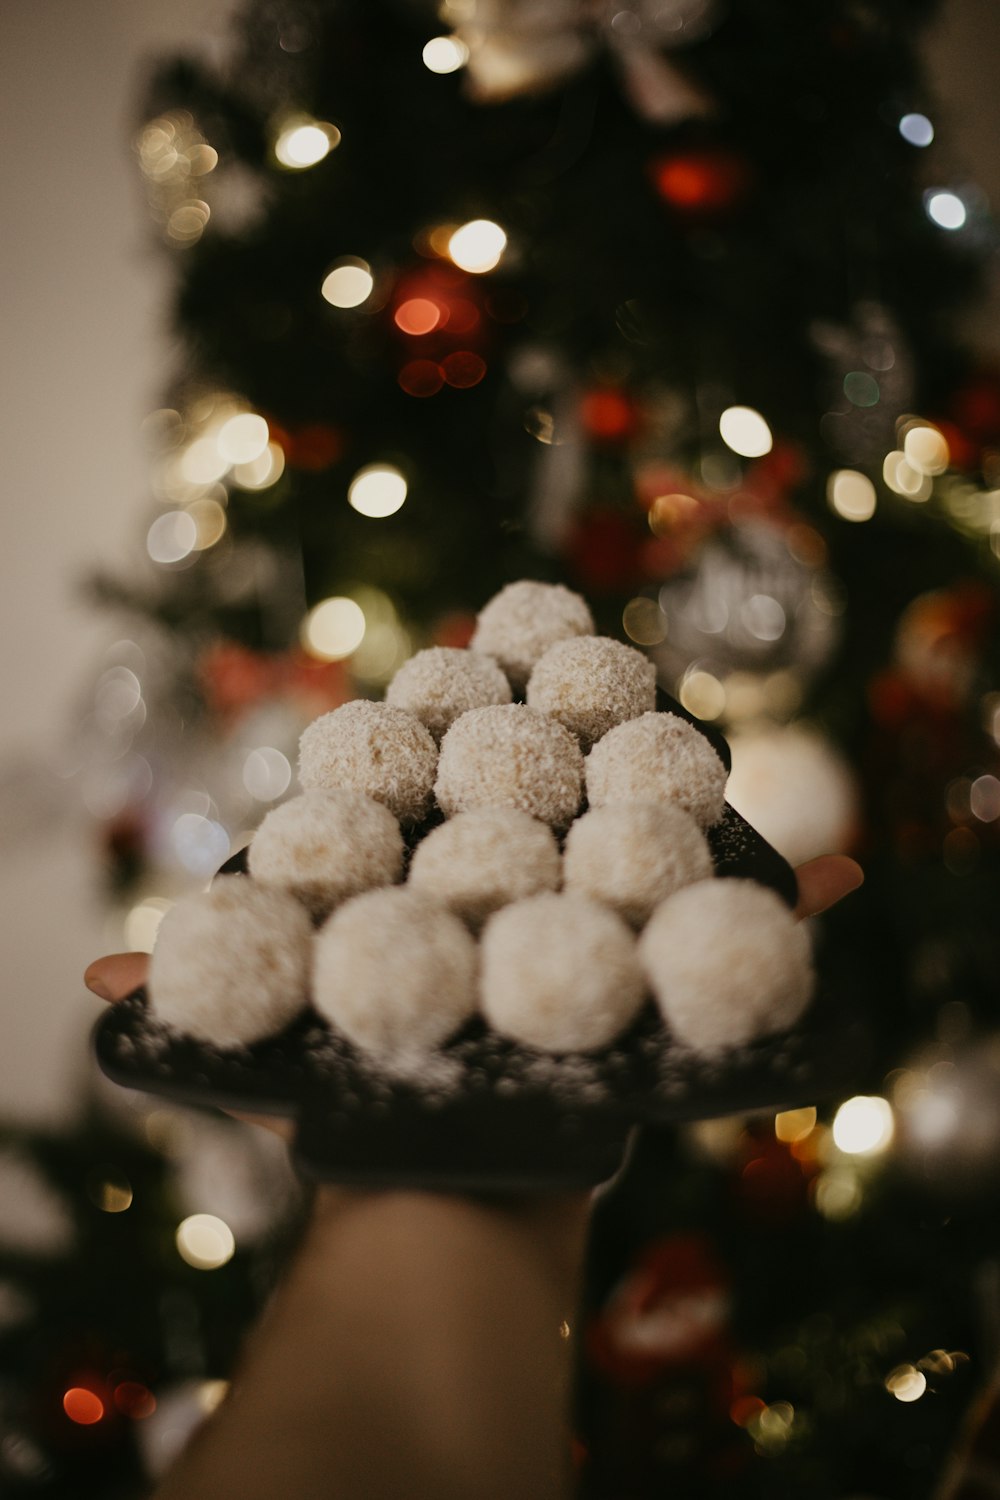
[{"left": 8, "top": 0, "right": 1000, "bottom": 1493}]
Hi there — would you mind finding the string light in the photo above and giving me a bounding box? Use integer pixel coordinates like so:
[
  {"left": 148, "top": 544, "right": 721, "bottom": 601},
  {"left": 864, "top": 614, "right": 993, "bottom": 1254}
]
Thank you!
[
  {"left": 301, "top": 597, "right": 367, "bottom": 660},
  {"left": 217, "top": 413, "right": 269, "bottom": 464},
  {"left": 832, "top": 1095, "right": 894, "bottom": 1154},
  {"left": 925, "top": 190, "right": 967, "bottom": 230},
  {"left": 719, "top": 405, "right": 772, "bottom": 458},
  {"left": 274, "top": 118, "right": 341, "bottom": 168},
  {"left": 422, "top": 35, "right": 469, "bottom": 73},
  {"left": 321, "top": 258, "right": 374, "bottom": 308},
  {"left": 175, "top": 1214, "right": 236, "bottom": 1270},
  {"left": 448, "top": 219, "right": 507, "bottom": 274},
  {"left": 348, "top": 463, "right": 408, "bottom": 518},
  {"left": 899, "top": 113, "right": 934, "bottom": 147},
  {"left": 827, "top": 469, "right": 877, "bottom": 522}
]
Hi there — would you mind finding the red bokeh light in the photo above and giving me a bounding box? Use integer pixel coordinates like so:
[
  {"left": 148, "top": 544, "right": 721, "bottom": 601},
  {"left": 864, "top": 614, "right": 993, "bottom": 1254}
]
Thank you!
[
  {"left": 580, "top": 389, "right": 636, "bottom": 443},
  {"left": 114, "top": 1381, "right": 157, "bottom": 1419},
  {"left": 63, "top": 1388, "right": 105, "bottom": 1426},
  {"left": 394, "top": 297, "right": 443, "bottom": 335},
  {"left": 651, "top": 149, "right": 750, "bottom": 214},
  {"left": 441, "top": 351, "right": 486, "bottom": 388},
  {"left": 398, "top": 359, "right": 444, "bottom": 397}
]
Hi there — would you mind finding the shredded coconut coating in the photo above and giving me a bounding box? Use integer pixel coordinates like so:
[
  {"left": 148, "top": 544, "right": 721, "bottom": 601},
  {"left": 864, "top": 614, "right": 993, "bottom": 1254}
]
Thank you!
[
  {"left": 563, "top": 801, "right": 714, "bottom": 927},
  {"left": 148, "top": 876, "right": 312, "bottom": 1046},
  {"left": 470, "top": 580, "right": 594, "bottom": 692},
  {"left": 408, "top": 807, "right": 561, "bottom": 929},
  {"left": 480, "top": 892, "right": 646, "bottom": 1052},
  {"left": 386, "top": 647, "right": 512, "bottom": 742},
  {"left": 435, "top": 703, "right": 584, "bottom": 827},
  {"left": 298, "top": 699, "right": 438, "bottom": 824},
  {"left": 526, "top": 635, "right": 656, "bottom": 749},
  {"left": 585, "top": 711, "right": 727, "bottom": 829},
  {"left": 248, "top": 789, "right": 403, "bottom": 920},
  {"left": 639, "top": 878, "right": 815, "bottom": 1052},
  {"left": 312, "top": 887, "right": 478, "bottom": 1059}
]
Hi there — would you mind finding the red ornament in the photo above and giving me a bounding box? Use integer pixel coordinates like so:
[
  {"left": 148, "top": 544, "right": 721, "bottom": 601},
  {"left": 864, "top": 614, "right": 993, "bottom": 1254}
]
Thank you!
[
  {"left": 579, "top": 388, "right": 639, "bottom": 444},
  {"left": 567, "top": 508, "right": 644, "bottom": 593},
  {"left": 651, "top": 147, "right": 751, "bottom": 215}
]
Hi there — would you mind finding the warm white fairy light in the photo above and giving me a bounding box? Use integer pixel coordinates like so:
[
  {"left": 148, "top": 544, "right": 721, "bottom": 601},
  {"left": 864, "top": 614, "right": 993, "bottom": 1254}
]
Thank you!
[
  {"left": 348, "top": 463, "right": 408, "bottom": 518},
  {"left": 719, "top": 405, "right": 772, "bottom": 459},
  {"left": 176, "top": 1214, "right": 235, "bottom": 1270},
  {"left": 903, "top": 423, "right": 949, "bottom": 476},
  {"left": 827, "top": 469, "right": 877, "bottom": 522},
  {"left": 147, "top": 511, "right": 198, "bottom": 564},
  {"left": 321, "top": 259, "right": 374, "bottom": 308},
  {"left": 832, "top": 1095, "right": 894, "bottom": 1155},
  {"left": 274, "top": 119, "right": 341, "bottom": 169},
  {"left": 422, "top": 35, "right": 469, "bottom": 73},
  {"left": 301, "top": 597, "right": 366, "bottom": 660},
  {"left": 448, "top": 219, "right": 507, "bottom": 274},
  {"left": 217, "top": 413, "right": 269, "bottom": 464}
]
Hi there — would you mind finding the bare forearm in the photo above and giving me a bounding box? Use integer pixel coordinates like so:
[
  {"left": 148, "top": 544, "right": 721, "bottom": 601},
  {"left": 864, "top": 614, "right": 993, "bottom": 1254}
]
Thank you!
[{"left": 155, "top": 1189, "right": 589, "bottom": 1500}]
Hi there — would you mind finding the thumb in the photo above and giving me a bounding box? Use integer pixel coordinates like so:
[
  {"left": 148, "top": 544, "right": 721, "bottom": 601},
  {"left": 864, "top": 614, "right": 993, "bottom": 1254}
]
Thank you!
[{"left": 84, "top": 952, "right": 151, "bottom": 1003}]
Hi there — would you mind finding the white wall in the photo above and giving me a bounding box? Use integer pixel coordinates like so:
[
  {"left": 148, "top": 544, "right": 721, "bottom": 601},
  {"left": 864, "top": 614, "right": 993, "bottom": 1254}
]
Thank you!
[{"left": 0, "top": 0, "right": 995, "bottom": 1123}]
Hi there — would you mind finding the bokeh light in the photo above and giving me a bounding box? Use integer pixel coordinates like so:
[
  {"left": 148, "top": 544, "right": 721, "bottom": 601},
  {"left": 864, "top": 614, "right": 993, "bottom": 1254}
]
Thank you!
[
  {"left": 885, "top": 1365, "right": 927, "bottom": 1402},
  {"left": 217, "top": 413, "right": 269, "bottom": 464},
  {"left": 147, "top": 511, "right": 198, "bottom": 564},
  {"left": 775, "top": 1107, "right": 817, "bottom": 1143},
  {"left": 301, "top": 596, "right": 367, "bottom": 660},
  {"left": 899, "top": 113, "right": 934, "bottom": 147},
  {"left": 243, "top": 747, "right": 292, "bottom": 801},
  {"left": 827, "top": 469, "right": 877, "bottom": 522},
  {"left": 832, "top": 1095, "right": 894, "bottom": 1154},
  {"left": 422, "top": 35, "right": 469, "bottom": 73},
  {"left": 719, "top": 405, "right": 772, "bottom": 458},
  {"left": 903, "top": 423, "right": 949, "bottom": 475},
  {"left": 622, "top": 596, "right": 667, "bottom": 646},
  {"left": 448, "top": 219, "right": 507, "bottom": 274},
  {"left": 321, "top": 259, "right": 374, "bottom": 308},
  {"left": 233, "top": 442, "right": 285, "bottom": 490},
  {"left": 63, "top": 1388, "right": 104, "bottom": 1425},
  {"left": 125, "top": 897, "right": 173, "bottom": 953},
  {"left": 395, "top": 297, "right": 441, "bottom": 335},
  {"left": 925, "top": 190, "right": 967, "bottom": 230},
  {"left": 348, "top": 463, "right": 408, "bottom": 518},
  {"left": 679, "top": 668, "right": 726, "bottom": 720},
  {"left": 883, "top": 450, "right": 932, "bottom": 501},
  {"left": 274, "top": 119, "right": 340, "bottom": 168},
  {"left": 176, "top": 1214, "right": 236, "bottom": 1270}
]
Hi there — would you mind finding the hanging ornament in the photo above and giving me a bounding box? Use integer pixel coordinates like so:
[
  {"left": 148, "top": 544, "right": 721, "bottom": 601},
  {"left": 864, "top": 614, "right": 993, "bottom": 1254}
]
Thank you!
[
  {"left": 725, "top": 724, "right": 859, "bottom": 866},
  {"left": 650, "top": 145, "right": 751, "bottom": 216},
  {"left": 653, "top": 518, "right": 841, "bottom": 706},
  {"left": 587, "top": 1232, "right": 732, "bottom": 1388},
  {"left": 452, "top": 0, "right": 719, "bottom": 124}
]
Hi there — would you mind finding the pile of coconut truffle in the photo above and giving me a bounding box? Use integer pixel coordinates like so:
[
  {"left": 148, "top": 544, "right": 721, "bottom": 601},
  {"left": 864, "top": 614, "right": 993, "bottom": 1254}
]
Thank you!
[{"left": 149, "top": 580, "right": 814, "bottom": 1064}]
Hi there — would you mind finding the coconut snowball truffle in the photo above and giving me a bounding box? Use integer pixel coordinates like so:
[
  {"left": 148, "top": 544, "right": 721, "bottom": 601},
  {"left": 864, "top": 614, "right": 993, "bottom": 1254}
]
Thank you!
[
  {"left": 435, "top": 703, "right": 584, "bottom": 828},
  {"left": 408, "top": 807, "right": 561, "bottom": 929},
  {"left": 586, "top": 711, "right": 727, "bottom": 829},
  {"left": 480, "top": 892, "right": 646, "bottom": 1052},
  {"left": 563, "top": 802, "right": 714, "bottom": 928},
  {"left": 386, "top": 647, "right": 512, "bottom": 742},
  {"left": 312, "top": 887, "right": 477, "bottom": 1061},
  {"left": 470, "top": 580, "right": 594, "bottom": 692},
  {"left": 148, "top": 876, "right": 312, "bottom": 1047},
  {"left": 526, "top": 635, "right": 656, "bottom": 749},
  {"left": 298, "top": 699, "right": 438, "bottom": 825},
  {"left": 248, "top": 789, "right": 403, "bottom": 920},
  {"left": 639, "top": 879, "right": 814, "bottom": 1052}
]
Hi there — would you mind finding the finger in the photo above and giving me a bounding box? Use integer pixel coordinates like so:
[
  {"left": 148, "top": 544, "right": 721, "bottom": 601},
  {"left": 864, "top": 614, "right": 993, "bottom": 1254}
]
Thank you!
[
  {"left": 794, "top": 855, "right": 864, "bottom": 919},
  {"left": 84, "top": 952, "right": 150, "bottom": 1003}
]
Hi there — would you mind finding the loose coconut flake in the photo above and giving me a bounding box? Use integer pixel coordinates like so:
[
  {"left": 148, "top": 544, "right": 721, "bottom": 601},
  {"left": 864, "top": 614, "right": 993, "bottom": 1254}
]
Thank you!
[
  {"left": 148, "top": 876, "right": 312, "bottom": 1047},
  {"left": 408, "top": 807, "right": 561, "bottom": 928},
  {"left": 298, "top": 700, "right": 438, "bottom": 825},
  {"left": 563, "top": 801, "right": 714, "bottom": 927},
  {"left": 435, "top": 703, "right": 583, "bottom": 827},
  {"left": 526, "top": 635, "right": 656, "bottom": 748},
  {"left": 639, "top": 878, "right": 815, "bottom": 1052},
  {"left": 248, "top": 789, "right": 403, "bottom": 919},
  {"left": 471, "top": 580, "right": 594, "bottom": 692},
  {"left": 312, "top": 887, "right": 478, "bottom": 1061},
  {"left": 480, "top": 892, "right": 646, "bottom": 1053},
  {"left": 585, "top": 711, "right": 727, "bottom": 829},
  {"left": 386, "top": 647, "right": 512, "bottom": 742}
]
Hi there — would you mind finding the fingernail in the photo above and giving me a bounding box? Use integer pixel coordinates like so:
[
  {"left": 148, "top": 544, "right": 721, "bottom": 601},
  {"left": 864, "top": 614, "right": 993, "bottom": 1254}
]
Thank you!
[{"left": 85, "top": 977, "right": 111, "bottom": 1001}]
